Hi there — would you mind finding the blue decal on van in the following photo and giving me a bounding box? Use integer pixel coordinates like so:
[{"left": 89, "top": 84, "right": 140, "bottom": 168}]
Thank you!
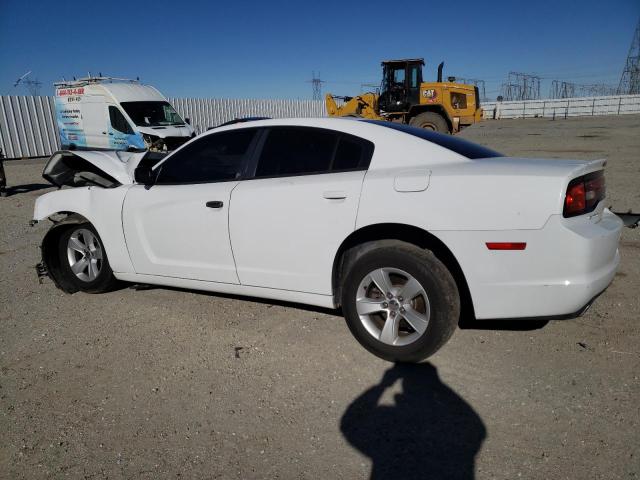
[
  {"left": 55, "top": 96, "right": 87, "bottom": 148},
  {"left": 108, "top": 126, "right": 145, "bottom": 151}
]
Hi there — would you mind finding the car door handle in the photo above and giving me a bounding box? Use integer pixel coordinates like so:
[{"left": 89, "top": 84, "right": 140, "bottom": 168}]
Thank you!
[
  {"left": 323, "top": 190, "right": 348, "bottom": 200},
  {"left": 206, "top": 201, "right": 224, "bottom": 208}
]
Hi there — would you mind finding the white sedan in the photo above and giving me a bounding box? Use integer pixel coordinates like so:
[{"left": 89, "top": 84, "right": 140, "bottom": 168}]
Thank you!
[{"left": 33, "top": 118, "right": 623, "bottom": 362}]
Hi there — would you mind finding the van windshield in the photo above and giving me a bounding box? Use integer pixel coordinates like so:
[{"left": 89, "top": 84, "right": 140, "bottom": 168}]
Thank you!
[{"left": 120, "top": 101, "right": 185, "bottom": 127}]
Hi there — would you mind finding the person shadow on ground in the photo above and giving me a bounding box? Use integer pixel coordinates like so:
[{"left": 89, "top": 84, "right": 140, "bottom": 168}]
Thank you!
[{"left": 341, "top": 363, "right": 486, "bottom": 480}]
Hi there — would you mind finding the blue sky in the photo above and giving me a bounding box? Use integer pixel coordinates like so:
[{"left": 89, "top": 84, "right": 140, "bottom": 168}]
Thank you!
[{"left": 1, "top": 0, "right": 638, "bottom": 100}]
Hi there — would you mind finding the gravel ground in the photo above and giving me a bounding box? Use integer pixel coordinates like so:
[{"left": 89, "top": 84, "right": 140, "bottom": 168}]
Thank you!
[{"left": 1, "top": 115, "right": 639, "bottom": 479}]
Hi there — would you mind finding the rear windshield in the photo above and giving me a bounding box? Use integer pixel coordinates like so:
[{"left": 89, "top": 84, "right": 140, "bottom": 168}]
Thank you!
[{"left": 364, "top": 120, "right": 503, "bottom": 159}]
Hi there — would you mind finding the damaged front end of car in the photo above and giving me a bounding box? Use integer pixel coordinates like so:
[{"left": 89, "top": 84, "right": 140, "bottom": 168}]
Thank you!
[{"left": 32, "top": 149, "right": 166, "bottom": 291}]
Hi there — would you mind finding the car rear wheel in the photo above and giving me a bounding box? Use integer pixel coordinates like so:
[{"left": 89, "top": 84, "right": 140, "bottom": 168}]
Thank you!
[
  {"left": 57, "top": 223, "right": 118, "bottom": 293},
  {"left": 341, "top": 242, "right": 460, "bottom": 362}
]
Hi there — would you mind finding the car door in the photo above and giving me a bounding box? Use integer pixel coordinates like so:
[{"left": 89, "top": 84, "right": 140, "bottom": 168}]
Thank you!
[
  {"left": 229, "top": 126, "right": 374, "bottom": 295},
  {"left": 122, "top": 128, "right": 259, "bottom": 283}
]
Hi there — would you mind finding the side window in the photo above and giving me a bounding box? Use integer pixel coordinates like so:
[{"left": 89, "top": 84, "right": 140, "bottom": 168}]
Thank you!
[
  {"left": 255, "top": 128, "right": 338, "bottom": 177},
  {"left": 409, "top": 66, "right": 419, "bottom": 88},
  {"left": 393, "top": 68, "right": 405, "bottom": 85},
  {"left": 450, "top": 92, "right": 468, "bottom": 109},
  {"left": 156, "top": 129, "right": 256, "bottom": 184},
  {"left": 109, "top": 106, "right": 133, "bottom": 134},
  {"left": 333, "top": 135, "right": 374, "bottom": 171}
]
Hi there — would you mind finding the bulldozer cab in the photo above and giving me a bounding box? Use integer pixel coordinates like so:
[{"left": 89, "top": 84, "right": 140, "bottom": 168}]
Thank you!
[{"left": 379, "top": 59, "right": 424, "bottom": 113}]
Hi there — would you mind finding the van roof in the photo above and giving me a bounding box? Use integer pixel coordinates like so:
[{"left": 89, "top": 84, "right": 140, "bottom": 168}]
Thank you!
[
  {"left": 99, "top": 82, "right": 165, "bottom": 102},
  {"left": 54, "top": 77, "right": 166, "bottom": 102}
]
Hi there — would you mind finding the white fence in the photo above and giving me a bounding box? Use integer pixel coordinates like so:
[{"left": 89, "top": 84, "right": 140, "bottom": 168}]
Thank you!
[
  {"left": 2, "top": 94, "right": 640, "bottom": 159},
  {"left": 482, "top": 94, "right": 640, "bottom": 119},
  {"left": 0, "top": 96, "right": 326, "bottom": 159}
]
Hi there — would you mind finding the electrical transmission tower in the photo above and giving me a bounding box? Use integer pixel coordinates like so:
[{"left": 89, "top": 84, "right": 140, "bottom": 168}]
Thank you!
[
  {"left": 23, "top": 78, "right": 42, "bottom": 95},
  {"left": 617, "top": 19, "right": 640, "bottom": 95},
  {"left": 578, "top": 84, "right": 617, "bottom": 97},
  {"left": 13, "top": 70, "right": 42, "bottom": 96},
  {"left": 500, "top": 72, "right": 541, "bottom": 101},
  {"left": 549, "top": 80, "right": 576, "bottom": 98},
  {"left": 456, "top": 78, "right": 487, "bottom": 102},
  {"left": 307, "top": 71, "right": 325, "bottom": 100},
  {"left": 550, "top": 80, "right": 617, "bottom": 98}
]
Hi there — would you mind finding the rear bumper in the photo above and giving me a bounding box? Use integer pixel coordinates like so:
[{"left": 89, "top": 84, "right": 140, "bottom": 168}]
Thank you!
[{"left": 438, "top": 208, "right": 623, "bottom": 320}]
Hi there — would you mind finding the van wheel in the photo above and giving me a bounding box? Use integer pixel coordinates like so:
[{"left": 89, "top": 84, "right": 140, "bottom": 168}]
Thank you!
[
  {"left": 341, "top": 242, "right": 460, "bottom": 362},
  {"left": 409, "top": 112, "right": 450, "bottom": 133},
  {"left": 57, "top": 223, "right": 118, "bottom": 293}
]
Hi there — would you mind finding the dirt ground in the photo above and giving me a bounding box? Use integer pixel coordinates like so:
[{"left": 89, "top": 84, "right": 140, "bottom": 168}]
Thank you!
[{"left": 1, "top": 115, "right": 639, "bottom": 479}]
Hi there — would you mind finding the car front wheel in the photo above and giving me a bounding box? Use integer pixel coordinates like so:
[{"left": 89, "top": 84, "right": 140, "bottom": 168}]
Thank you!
[
  {"left": 341, "top": 242, "right": 460, "bottom": 362},
  {"left": 57, "top": 223, "right": 118, "bottom": 293}
]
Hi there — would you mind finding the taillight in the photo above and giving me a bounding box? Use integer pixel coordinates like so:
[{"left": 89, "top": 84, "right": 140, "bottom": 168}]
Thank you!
[{"left": 563, "top": 171, "right": 605, "bottom": 218}]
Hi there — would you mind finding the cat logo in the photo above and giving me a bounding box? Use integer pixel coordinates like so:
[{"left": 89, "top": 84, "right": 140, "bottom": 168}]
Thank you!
[{"left": 422, "top": 89, "right": 437, "bottom": 103}]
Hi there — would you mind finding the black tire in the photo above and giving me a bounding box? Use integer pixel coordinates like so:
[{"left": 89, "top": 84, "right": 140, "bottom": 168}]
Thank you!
[
  {"left": 409, "top": 112, "right": 450, "bottom": 133},
  {"left": 341, "top": 242, "right": 460, "bottom": 363},
  {"left": 57, "top": 223, "right": 119, "bottom": 293}
]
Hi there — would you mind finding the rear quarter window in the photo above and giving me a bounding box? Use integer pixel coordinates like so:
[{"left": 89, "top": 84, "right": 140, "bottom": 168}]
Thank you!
[{"left": 364, "top": 120, "right": 502, "bottom": 159}]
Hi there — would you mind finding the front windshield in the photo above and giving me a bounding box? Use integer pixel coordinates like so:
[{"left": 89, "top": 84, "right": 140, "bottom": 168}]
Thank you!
[{"left": 120, "top": 101, "right": 185, "bottom": 127}]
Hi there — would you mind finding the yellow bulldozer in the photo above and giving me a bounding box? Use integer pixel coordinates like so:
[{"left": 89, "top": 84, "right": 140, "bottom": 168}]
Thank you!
[{"left": 325, "top": 59, "right": 482, "bottom": 134}]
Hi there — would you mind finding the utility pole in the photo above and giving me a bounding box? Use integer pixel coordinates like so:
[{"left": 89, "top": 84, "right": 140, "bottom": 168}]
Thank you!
[{"left": 617, "top": 19, "right": 640, "bottom": 95}]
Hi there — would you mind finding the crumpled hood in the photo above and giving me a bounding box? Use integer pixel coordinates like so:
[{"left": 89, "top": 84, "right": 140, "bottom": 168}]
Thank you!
[
  {"left": 43, "top": 150, "right": 148, "bottom": 187},
  {"left": 136, "top": 124, "right": 194, "bottom": 138}
]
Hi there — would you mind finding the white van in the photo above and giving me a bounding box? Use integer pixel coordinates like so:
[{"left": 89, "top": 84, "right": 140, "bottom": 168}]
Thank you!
[{"left": 54, "top": 77, "right": 195, "bottom": 152}]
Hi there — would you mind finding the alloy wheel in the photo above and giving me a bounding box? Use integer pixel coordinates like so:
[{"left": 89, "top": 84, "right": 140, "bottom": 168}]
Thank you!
[
  {"left": 355, "top": 267, "right": 431, "bottom": 346},
  {"left": 66, "top": 228, "right": 103, "bottom": 282}
]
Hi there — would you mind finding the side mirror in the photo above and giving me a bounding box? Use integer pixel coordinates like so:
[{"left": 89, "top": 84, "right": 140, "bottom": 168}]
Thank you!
[
  {"left": 134, "top": 165, "right": 157, "bottom": 186},
  {"left": 185, "top": 117, "right": 191, "bottom": 125}
]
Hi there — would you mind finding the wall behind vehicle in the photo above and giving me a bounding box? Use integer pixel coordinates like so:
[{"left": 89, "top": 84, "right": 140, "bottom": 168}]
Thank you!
[
  {"left": 0, "top": 96, "right": 326, "bottom": 159},
  {"left": 482, "top": 94, "right": 640, "bottom": 119},
  {"left": 3, "top": 94, "right": 640, "bottom": 159}
]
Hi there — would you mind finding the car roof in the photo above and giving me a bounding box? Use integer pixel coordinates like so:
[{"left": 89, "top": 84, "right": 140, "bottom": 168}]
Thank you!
[{"left": 190, "top": 117, "right": 473, "bottom": 170}]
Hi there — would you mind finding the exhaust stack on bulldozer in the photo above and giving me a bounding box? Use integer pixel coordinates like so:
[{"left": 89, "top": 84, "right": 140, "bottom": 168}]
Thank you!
[{"left": 326, "top": 59, "right": 482, "bottom": 134}]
